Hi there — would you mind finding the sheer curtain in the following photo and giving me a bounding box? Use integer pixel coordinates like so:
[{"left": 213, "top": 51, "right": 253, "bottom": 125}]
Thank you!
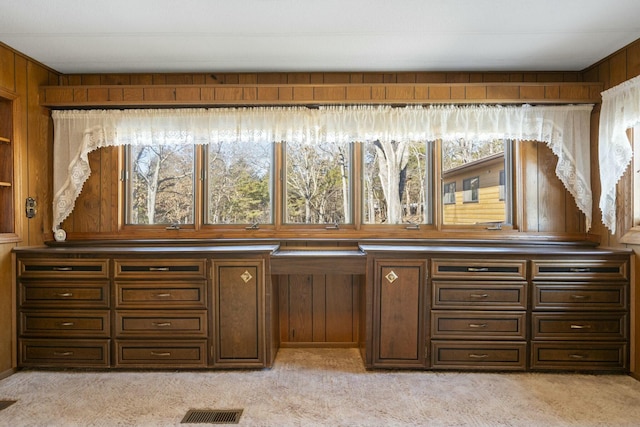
[
  {"left": 52, "top": 104, "right": 594, "bottom": 232},
  {"left": 599, "top": 74, "right": 640, "bottom": 234}
]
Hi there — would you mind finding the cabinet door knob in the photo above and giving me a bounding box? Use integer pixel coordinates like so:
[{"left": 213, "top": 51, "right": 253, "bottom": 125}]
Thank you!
[
  {"left": 384, "top": 271, "right": 399, "bottom": 283},
  {"left": 150, "top": 351, "right": 171, "bottom": 357},
  {"left": 55, "top": 292, "right": 73, "bottom": 298},
  {"left": 470, "top": 293, "right": 489, "bottom": 299}
]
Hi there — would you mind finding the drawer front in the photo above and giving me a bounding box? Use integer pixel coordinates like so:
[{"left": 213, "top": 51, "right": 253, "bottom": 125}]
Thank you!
[
  {"left": 115, "top": 281, "right": 206, "bottom": 309},
  {"left": 115, "top": 310, "right": 207, "bottom": 337},
  {"left": 432, "top": 281, "right": 526, "bottom": 310},
  {"left": 20, "top": 310, "right": 110, "bottom": 337},
  {"left": 431, "top": 341, "right": 526, "bottom": 370},
  {"left": 115, "top": 340, "right": 207, "bottom": 367},
  {"left": 432, "top": 259, "right": 526, "bottom": 280},
  {"left": 20, "top": 281, "right": 109, "bottom": 308},
  {"left": 18, "top": 259, "right": 109, "bottom": 279},
  {"left": 19, "top": 339, "right": 110, "bottom": 367},
  {"left": 533, "top": 283, "right": 627, "bottom": 310},
  {"left": 114, "top": 259, "right": 206, "bottom": 279},
  {"left": 532, "top": 260, "right": 628, "bottom": 281},
  {"left": 431, "top": 311, "right": 526, "bottom": 340},
  {"left": 531, "top": 342, "right": 627, "bottom": 371},
  {"left": 531, "top": 313, "right": 627, "bottom": 341}
]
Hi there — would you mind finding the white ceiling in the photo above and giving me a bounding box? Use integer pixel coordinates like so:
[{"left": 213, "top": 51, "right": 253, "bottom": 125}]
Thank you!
[{"left": 1, "top": 0, "right": 640, "bottom": 75}]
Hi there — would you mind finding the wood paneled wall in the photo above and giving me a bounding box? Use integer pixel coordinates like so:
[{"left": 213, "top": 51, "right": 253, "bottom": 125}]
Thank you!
[
  {"left": 0, "top": 42, "right": 59, "bottom": 374},
  {"left": 582, "top": 38, "right": 640, "bottom": 378}
]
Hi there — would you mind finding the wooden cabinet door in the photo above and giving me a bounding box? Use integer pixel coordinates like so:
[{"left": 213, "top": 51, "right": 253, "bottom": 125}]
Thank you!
[
  {"left": 373, "top": 259, "right": 427, "bottom": 368},
  {"left": 212, "top": 260, "right": 264, "bottom": 367}
]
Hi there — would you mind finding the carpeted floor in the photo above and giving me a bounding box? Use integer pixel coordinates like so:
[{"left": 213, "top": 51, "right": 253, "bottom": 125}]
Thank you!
[{"left": 0, "top": 348, "right": 639, "bottom": 426}]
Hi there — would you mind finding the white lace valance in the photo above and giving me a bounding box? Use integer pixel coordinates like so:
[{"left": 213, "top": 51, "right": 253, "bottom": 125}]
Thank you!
[
  {"left": 52, "top": 104, "right": 594, "bottom": 232},
  {"left": 599, "top": 75, "right": 640, "bottom": 234}
]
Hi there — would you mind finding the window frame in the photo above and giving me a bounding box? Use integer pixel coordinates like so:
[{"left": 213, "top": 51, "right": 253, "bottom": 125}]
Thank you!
[{"left": 118, "top": 137, "right": 518, "bottom": 236}]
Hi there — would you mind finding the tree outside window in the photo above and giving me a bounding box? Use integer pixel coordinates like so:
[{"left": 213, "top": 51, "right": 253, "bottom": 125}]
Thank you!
[
  {"left": 285, "top": 140, "right": 351, "bottom": 224},
  {"left": 126, "top": 144, "right": 195, "bottom": 225}
]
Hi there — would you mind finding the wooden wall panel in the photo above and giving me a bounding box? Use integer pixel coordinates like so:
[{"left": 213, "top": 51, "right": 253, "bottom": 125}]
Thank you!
[
  {"left": 279, "top": 273, "right": 359, "bottom": 345},
  {"left": 0, "top": 43, "right": 59, "bottom": 374}
]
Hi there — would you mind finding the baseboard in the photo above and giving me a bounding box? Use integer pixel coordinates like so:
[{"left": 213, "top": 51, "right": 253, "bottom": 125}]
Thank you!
[
  {"left": 0, "top": 367, "right": 17, "bottom": 381},
  {"left": 630, "top": 371, "right": 640, "bottom": 382}
]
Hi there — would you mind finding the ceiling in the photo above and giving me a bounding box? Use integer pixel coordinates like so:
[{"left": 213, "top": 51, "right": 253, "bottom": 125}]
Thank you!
[{"left": 1, "top": 0, "right": 640, "bottom": 75}]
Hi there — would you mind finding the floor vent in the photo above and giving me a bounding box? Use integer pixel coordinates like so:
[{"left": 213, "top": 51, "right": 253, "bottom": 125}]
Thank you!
[
  {"left": 181, "top": 409, "right": 243, "bottom": 424},
  {"left": 0, "top": 400, "right": 16, "bottom": 411}
]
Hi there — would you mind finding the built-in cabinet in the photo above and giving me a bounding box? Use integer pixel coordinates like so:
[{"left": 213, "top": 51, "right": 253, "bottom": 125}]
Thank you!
[
  {"left": 361, "top": 244, "right": 631, "bottom": 372},
  {"left": 372, "top": 259, "right": 427, "bottom": 368},
  {"left": 15, "top": 245, "right": 277, "bottom": 369},
  {"left": 14, "top": 242, "right": 631, "bottom": 372},
  {"left": 430, "top": 259, "right": 528, "bottom": 370}
]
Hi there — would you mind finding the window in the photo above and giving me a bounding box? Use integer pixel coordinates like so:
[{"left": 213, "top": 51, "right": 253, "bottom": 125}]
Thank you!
[
  {"left": 633, "top": 125, "right": 640, "bottom": 227},
  {"left": 463, "top": 177, "right": 479, "bottom": 203},
  {"left": 443, "top": 182, "right": 456, "bottom": 204},
  {"left": 122, "top": 137, "right": 513, "bottom": 232},
  {"left": 441, "top": 139, "right": 511, "bottom": 226},
  {"left": 285, "top": 140, "right": 351, "bottom": 224},
  {"left": 363, "top": 140, "right": 430, "bottom": 225},
  {"left": 126, "top": 144, "right": 195, "bottom": 225},
  {"left": 206, "top": 140, "right": 272, "bottom": 225}
]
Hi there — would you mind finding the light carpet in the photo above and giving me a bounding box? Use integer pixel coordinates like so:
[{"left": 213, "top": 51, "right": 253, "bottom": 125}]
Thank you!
[{"left": 0, "top": 348, "right": 640, "bottom": 426}]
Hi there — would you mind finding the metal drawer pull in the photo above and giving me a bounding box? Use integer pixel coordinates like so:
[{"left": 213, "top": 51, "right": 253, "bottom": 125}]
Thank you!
[
  {"left": 53, "top": 351, "right": 73, "bottom": 356},
  {"left": 468, "top": 323, "right": 488, "bottom": 328},
  {"left": 59, "top": 322, "right": 75, "bottom": 327},
  {"left": 470, "top": 293, "right": 489, "bottom": 299},
  {"left": 148, "top": 267, "right": 170, "bottom": 272},
  {"left": 570, "top": 294, "right": 589, "bottom": 299},
  {"left": 154, "top": 293, "right": 172, "bottom": 298},
  {"left": 569, "top": 353, "right": 588, "bottom": 359},
  {"left": 52, "top": 267, "right": 73, "bottom": 271},
  {"left": 467, "top": 267, "right": 489, "bottom": 272},
  {"left": 55, "top": 292, "right": 73, "bottom": 297},
  {"left": 570, "top": 324, "right": 592, "bottom": 329},
  {"left": 468, "top": 353, "right": 489, "bottom": 359},
  {"left": 569, "top": 267, "right": 591, "bottom": 273},
  {"left": 150, "top": 351, "right": 171, "bottom": 357},
  {"left": 152, "top": 322, "right": 172, "bottom": 327}
]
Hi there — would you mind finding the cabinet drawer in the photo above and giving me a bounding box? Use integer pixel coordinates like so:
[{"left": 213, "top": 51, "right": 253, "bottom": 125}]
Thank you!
[
  {"left": 531, "top": 342, "right": 627, "bottom": 371},
  {"left": 432, "top": 281, "right": 526, "bottom": 309},
  {"left": 431, "top": 341, "right": 526, "bottom": 370},
  {"left": 18, "top": 259, "right": 109, "bottom": 279},
  {"left": 114, "top": 259, "right": 206, "bottom": 279},
  {"left": 532, "top": 283, "right": 627, "bottom": 310},
  {"left": 19, "top": 339, "right": 110, "bottom": 368},
  {"left": 116, "top": 281, "right": 206, "bottom": 309},
  {"left": 531, "top": 313, "right": 627, "bottom": 341},
  {"left": 432, "top": 259, "right": 526, "bottom": 280},
  {"left": 431, "top": 311, "right": 526, "bottom": 340},
  {"left": 115, "top": 310, "right": 207, "bottom": 337},
  {"left": 532, "top": 260, "right": 628, "bottom": 281},
  {"left": 20, "top": 281, "right": 110, "bottom": 308},
  {"left": 20, "top": 310, "right": 110, "bottom": 337},
  {"left": 115, "top": 340, "right": 207, "bottom": 367}
]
